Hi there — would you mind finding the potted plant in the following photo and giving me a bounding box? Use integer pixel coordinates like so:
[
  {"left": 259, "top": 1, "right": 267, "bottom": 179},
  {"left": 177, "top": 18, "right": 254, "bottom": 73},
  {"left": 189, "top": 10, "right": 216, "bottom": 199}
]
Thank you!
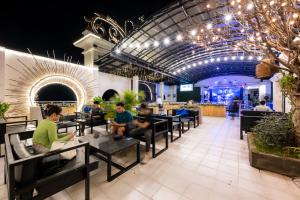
[
  {"left": 0, "top": 102, "right": 10, "bottom": 122},
  {"left": 248, "top": 113, "right": 300, "bottom": 177},
  {"left": 102, "top": 90, "right": 145, "bottom": 120}
]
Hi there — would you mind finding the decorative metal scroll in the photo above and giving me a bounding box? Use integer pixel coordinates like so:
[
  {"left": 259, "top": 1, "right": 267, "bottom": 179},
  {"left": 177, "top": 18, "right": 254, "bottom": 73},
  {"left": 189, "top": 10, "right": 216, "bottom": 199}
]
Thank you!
[{"left": 85, "top": 13, "right": 127, "bottom": 44}]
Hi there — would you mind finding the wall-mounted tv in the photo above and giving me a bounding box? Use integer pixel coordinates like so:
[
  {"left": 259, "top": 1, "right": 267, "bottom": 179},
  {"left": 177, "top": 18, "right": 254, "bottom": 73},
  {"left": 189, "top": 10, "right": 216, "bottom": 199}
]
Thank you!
[{"left": 180, "top": 84, "right": 193, "bottom": 92}]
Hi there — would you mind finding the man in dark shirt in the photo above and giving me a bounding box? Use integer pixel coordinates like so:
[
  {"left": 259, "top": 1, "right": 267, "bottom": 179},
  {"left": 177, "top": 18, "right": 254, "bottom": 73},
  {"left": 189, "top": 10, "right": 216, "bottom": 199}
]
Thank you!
[
  {"left": 112, "top": 102, "right": 133, "bottom": 137},
  {"left": 129, "top": 103, "right": 152, "bottom": 164}
]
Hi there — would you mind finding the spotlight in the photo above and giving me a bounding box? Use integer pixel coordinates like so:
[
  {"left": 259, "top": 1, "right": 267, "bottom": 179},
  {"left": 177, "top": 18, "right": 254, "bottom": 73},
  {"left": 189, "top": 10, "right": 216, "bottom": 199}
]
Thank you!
[
  {"left": 248, "top": 56, "right": 253, "bottom": 60},
  {"left": 154, "top": 41, "right": 159, "bottom": 47},
  {"left": 116, "top": 49, "right": 121, "bottom": 54},
  {"left": 163, "top": 37, "right": 170, "bottom": 45},
  {"left": 193, "top": 63, "right": 196, "bottom": 67},
  {"left": 240, "top": 56, "right": 244, "bottom": 60}
]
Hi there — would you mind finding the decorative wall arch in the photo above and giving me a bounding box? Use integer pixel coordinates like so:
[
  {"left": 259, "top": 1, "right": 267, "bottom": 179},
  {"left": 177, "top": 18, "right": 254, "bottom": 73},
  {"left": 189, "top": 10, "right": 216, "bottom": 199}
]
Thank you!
[
  {"left": 5, "top": 51, "right": 97, "bottom": 115},
  {"left": 29, "top": 75, "right": 87, "bottom": 110},
  {"left": 102, "top": 89, "right": 118, "bottom": 101}
]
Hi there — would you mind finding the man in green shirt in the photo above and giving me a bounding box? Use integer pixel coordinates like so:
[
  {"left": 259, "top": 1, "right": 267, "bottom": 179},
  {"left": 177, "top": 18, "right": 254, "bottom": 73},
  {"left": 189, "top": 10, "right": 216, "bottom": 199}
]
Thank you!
[
  {"left": 33, "top": 105, "right": 75, "bottom": 153},
  {"left": 111, "top": 102, "right": 133, "bottom": 138}
]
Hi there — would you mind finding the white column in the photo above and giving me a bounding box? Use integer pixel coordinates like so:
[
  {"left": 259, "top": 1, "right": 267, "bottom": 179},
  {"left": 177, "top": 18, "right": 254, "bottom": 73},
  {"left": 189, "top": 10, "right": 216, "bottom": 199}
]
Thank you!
[
  {"left": 0, "top": 47, "right": 5, "bottom": 101},
  {"left": 159, "top": 82, "right": 164, "bottom": 101},
  {"left": 132, "top": 76, "right": 139, "bottom": 99},
  {"left": 270, "top": 73, "right": 292, "bottom": 112}
]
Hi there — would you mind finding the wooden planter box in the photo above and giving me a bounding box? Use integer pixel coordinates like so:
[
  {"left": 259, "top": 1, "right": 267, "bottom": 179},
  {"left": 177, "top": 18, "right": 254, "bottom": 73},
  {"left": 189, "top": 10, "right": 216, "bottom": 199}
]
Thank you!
[{"left": 247, "top": 133, "right": 300, "bottom": 177}]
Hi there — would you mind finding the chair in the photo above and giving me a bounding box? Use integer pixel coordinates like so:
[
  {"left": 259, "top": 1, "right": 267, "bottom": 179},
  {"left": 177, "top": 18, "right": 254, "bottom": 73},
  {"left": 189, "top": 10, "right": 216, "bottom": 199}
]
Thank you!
[
  {"left": 133, "top": 116, "right": 168, "bottom": 158},
  {"left": 75, "top": 112, "right": 108, "bottom": 134},
  {"left": 0, "top": 118, "right": 38, "bottom": 157},
  {"left": 240, "top": 110, "right": 284, "bottom": 139},
  {"left": 4, "top": 131, "right": 99, "bottom": 200},
  {"left": 155, "top": 115, "right": 182, "bottom": 142}
]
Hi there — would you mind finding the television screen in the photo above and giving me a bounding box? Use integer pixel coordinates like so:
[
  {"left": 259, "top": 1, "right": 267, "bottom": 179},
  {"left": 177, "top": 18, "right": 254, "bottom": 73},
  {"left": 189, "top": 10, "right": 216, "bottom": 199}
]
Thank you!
[{"left": 180, "top": 84, "right": 193, "bottom": 92}]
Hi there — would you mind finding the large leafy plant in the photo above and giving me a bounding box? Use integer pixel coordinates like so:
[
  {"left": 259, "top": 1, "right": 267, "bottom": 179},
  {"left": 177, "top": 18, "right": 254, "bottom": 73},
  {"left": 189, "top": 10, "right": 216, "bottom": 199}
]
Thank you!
[
  {"left": 252, "top": 113, "right": 295, "bottom": 148},
  {"left": 93, "top": 96, "right": 104, "bottom": 104},
  {"left": 103, "top": 90, "right": 145, "bottom": 120},
  {"left": 0, "top": 102, "right": 10, "bottom": 118}
]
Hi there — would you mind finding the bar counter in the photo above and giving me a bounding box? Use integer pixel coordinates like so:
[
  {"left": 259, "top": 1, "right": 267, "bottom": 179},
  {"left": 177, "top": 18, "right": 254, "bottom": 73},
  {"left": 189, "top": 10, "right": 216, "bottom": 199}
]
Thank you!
[{"left": 198, "top": 104, "right": 226, "bottom": 117}]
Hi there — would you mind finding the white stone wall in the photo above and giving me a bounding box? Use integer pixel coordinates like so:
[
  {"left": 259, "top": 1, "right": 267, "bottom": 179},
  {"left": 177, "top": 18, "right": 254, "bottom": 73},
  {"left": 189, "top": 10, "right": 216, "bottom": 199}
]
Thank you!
[
  {"left": 1, "top": 48, "right": 131, "bottom": 116},
  {"left": 0, "top": 48, "right": 5, "bottom": 101}
]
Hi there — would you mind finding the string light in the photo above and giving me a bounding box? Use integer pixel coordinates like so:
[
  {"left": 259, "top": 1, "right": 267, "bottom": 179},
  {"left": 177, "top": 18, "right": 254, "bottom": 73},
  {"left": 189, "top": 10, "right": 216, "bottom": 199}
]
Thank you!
[
  {"left": 176, "top": 34, "right": 183, "bottom": 41},
  {"left": 190, "top": 29, "right": 197, "bottom": 36},
  {"left": 206, "top": 23, "right": 213, "bottom": 29},
  {"left": 224, "top": 14, "right": 232, "bottom": 21},
  {"left": 163, "top": 37, "right": 170, "bottom": 45}
]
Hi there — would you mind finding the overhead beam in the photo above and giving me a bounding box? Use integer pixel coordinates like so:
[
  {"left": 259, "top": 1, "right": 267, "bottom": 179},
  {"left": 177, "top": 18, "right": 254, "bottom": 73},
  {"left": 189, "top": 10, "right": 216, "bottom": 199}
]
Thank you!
[{"left": 110, "top": 52, "right": 191, "bottom": 83}]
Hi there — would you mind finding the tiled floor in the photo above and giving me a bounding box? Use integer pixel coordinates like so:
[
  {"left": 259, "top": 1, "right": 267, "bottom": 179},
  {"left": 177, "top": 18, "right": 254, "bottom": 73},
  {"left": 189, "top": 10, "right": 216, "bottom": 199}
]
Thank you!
[{"left": 1, "top": 116, "right": 300, "bottom": 200}]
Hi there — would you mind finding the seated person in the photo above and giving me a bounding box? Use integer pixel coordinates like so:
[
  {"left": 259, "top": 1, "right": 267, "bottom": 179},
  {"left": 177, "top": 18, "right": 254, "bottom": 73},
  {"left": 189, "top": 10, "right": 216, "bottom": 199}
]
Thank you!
[
  {"left": 253, "top": 100, "right": 273, "bottom": 112},
  {"left": 33, "top": 105, "right": 75, "bottom": 154},
  {"left": 111, "top": 102, "right": 133, "bottom": 137},
  {"left": 129, "top": 103, "right": 152, "bottom": 164},
  {"left": 91, "top": 100, "right": 102, "bottom": 115}
]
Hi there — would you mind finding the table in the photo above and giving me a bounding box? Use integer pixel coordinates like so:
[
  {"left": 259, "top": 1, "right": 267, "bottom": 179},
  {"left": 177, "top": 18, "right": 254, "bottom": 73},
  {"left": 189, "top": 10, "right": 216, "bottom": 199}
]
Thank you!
[
  {"left": 79, "top": 132, "right": 140, "bottom": 181},
  {"left": 57, "top": 121, "right": 79, "bottom": 134},
  {"left": 74, "top": 119, "right": 86, "bottom": 136}
]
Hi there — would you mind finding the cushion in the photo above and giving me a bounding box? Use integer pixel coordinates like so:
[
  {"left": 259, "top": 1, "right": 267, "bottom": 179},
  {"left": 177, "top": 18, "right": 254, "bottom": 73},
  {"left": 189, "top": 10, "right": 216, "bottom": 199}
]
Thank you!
[{"left": 175, "top": 109, "right": 189, "bottom": 117}]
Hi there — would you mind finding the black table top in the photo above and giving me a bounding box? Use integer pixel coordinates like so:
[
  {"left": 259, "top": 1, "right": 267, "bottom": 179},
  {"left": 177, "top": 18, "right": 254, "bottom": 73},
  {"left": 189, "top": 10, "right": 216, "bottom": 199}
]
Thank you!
[{"left": 79, "top": 132, "right": 139, "bottom": 155}]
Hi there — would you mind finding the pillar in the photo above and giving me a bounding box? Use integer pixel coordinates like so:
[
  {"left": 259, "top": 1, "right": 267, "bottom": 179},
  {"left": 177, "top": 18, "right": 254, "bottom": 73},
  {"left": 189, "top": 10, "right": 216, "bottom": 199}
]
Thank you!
[
  {"left": 159, "top": 82, "right": 164, "bottom": 101},
  {"left": 132, "top": 76, "right": 139, "bottom": 99},
  {"left": 0, "top": 46, "right": 5, "bottom": 101},
  {"left": 270, "top": 73, "right": 292, "bottom": 112}
]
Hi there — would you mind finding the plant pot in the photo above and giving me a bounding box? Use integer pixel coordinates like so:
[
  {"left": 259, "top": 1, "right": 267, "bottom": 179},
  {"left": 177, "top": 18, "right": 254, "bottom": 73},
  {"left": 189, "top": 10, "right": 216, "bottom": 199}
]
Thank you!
[
  {"left": 247, "top": 133, "right": 300, "bottom": 177},
  {"left": 256, "top": 59, "right": 279, "bottom": 79}
]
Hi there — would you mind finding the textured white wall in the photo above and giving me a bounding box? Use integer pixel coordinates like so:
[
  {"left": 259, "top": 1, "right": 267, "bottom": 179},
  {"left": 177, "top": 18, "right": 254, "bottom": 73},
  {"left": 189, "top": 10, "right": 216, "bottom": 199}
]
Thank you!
[
  {"left": 2, "top": 48, "right": 131, "bottom": 115},
  {"left": 0, "top": 48, "right": 5, "bottom": 101}
]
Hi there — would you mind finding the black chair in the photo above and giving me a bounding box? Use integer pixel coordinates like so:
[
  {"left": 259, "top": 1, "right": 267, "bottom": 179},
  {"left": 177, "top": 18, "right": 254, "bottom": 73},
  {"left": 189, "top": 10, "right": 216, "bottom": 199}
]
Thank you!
[
  {"left": 155, "top": 115, "right": 182, "bottom": 142},
  {"left": 4, "top": 131, "right": 99, "bottom": 200},
  {"left": 75, "top": 112, "right": 108, "bottom": 134},
  {"left": 0, "top": 118, "right": 38, "bottom": 157},
  {"left": 240, "top": 110, "right": 284, "bottom": 140},
  {"left": 133, "top": 116, "right": 168, "bottom": 158}
]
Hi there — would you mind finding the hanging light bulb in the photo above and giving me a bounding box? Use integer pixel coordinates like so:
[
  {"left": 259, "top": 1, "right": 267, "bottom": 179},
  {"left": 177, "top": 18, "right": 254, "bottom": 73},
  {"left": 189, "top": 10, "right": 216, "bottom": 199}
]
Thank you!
[
  {"left": 187, "top": 65, "right": 191, "bottom": 68},
  {"left": 206, "top": 4, "right": 211, "bottom": 9},
  {"left": 204, "top": 60, "right": 208, "bottom": 64},
  {"left": 163, "top": 37, "right": 170, "bottom": 45},
  {"left": 224, "top": 14, "right": 232, "bottom": 21},
  {"left": 206, "top": 23, "right": 213, "bottom": 29},
  {"left": 121, "top": 43, "right": 127, "bottom": 48},
  {"left": 173, "top": 72, "right": 177, "bottom": 75},
  {"left": 293, "top": 13, "right": 299, "bottom": 19},
  {"left": 177, "top": 69, "right": 181, "bottom": 73},
  {"left": 176, "top": 34, "right": 183, "bottom": 41},
  {"left": 182, "top": 67, "right": 186, "bottom": 71},
  {"left": 246, "top": 3, "right": 254, "bottom": 10},
  {"left": 217, "top": 57, "right": 221, "bottom": 62},
  {"left": 190, "top": 29, "right": 197, "bottom": 36},
  {"left": 198, "top": 61, "right": 203, "bottom": 65},
  {"left": 210, "top": 58, "right": 215, "bottom": 62},
  {"left": 231, "top": 56, "right": 236, "bottom": 60},
  {"left": 257, "top": 56, "right": 263, "bottom": 61},
  {"left": 143, "top": 42, "right": 150, "bottom": 48}
]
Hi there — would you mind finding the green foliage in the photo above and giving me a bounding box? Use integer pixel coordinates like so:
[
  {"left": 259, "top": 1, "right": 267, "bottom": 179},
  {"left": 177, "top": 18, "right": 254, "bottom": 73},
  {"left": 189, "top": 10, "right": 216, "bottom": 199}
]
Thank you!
[
  {"left": 0, "top": 102, "right": 10, "bottom": 118},
  {"left": 102, "top": 90, "right": 145, "bottom": 120},
  {"left": 279, "top": 74, "right": 297, "bottom": 106},
  {"left": 93, "top": 96, "right": 104, "bottom": 104},
  {"left": 252, "top": 113, "right": 295, "bottom": 148}
]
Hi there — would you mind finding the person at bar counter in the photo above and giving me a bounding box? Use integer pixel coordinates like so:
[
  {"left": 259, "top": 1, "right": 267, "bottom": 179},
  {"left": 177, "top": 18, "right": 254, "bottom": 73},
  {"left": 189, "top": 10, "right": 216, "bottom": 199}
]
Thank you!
[
  {"left": 32, "top": 105, "right": 75, "bottom": 153},
  {"left": 253, "top": 100, "right": 273, "bottom": 112},
  {"left": 111, "top": 102, "right": 133, "bottom": 138},
  {"left": 129, "top": 103, "right": 152, "bottom": 164}
]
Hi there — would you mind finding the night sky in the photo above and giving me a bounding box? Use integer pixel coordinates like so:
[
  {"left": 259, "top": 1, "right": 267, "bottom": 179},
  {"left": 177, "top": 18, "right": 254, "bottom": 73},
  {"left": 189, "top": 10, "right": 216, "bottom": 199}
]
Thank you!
[{"left": 0, "top": 0, "right": 175, "bottom": 63}]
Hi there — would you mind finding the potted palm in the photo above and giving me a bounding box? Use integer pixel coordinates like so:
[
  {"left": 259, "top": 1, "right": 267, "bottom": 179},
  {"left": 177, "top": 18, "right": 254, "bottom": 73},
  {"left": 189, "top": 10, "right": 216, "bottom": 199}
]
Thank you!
[{"left": 0, "top": 102, "right": 10, "bottom": 123}]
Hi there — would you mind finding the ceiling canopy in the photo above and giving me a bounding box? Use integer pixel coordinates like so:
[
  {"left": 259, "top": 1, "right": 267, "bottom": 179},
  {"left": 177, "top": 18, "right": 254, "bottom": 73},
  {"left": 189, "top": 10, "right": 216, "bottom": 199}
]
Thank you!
[{"left": 96, "top": 0, "right": 263, "bottom": 83}]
